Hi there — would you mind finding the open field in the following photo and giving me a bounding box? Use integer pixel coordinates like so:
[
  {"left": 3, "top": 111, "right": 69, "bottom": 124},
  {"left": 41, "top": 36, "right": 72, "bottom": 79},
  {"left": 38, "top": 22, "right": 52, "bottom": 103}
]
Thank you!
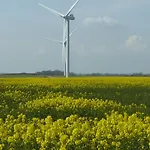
[{"left": 1, "top": 77, "right": 150, "bottom": 149}]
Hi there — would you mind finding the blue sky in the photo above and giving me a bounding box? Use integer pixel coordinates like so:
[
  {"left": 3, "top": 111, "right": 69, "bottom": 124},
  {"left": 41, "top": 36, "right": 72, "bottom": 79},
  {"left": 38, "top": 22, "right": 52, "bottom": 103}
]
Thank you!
[{"left": 0, "top": 0, "right": 150, "bottom": 73}]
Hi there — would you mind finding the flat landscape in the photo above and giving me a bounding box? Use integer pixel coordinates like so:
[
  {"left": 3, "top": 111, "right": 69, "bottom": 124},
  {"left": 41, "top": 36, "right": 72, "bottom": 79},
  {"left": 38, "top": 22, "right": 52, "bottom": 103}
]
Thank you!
[{"left": 1, "top": 77, "right": 150, "bottom": 149}]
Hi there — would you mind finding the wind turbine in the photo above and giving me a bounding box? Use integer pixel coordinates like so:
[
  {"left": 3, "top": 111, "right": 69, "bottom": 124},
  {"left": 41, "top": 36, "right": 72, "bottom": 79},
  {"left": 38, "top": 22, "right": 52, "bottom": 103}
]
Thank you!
[
  {"left": 38, "top": 0, "right": 80, "bottom": 77},
  {"left": 45, "top": 25, "right": 79, "bottom": 76}
]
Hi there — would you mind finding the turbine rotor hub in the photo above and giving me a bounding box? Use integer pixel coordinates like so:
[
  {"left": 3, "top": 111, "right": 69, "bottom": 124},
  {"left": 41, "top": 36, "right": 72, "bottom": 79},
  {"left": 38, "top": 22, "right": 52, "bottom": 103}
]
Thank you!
[{"left": 65, "top": 14, "right": 75, "bottom": 20}]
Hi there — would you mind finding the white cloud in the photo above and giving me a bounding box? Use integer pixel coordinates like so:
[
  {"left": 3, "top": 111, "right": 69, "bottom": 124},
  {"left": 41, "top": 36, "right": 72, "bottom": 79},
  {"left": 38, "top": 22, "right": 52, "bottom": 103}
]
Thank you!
[
  {"left": 83, "top": 16, "right": 119, "bottom": 27},
  {"left": 126, "top": 35, "right": 141, "bottom": 46},
  {"left": 125, "top": 35, "right": 147, "bottom": 52}
]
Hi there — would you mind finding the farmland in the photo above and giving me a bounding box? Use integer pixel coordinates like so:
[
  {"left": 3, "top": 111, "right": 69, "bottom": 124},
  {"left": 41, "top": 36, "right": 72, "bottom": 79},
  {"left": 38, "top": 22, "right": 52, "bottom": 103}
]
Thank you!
[{"left": 1, "top": 77, "right": 150, "bottom": 150}]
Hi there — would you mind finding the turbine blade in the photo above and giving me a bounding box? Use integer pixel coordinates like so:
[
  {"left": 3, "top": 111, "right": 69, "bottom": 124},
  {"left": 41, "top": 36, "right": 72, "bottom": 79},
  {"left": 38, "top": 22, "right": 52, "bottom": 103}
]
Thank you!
[
  {"left": 45, "top": 37, "right": 63, "bottom": 44},
  {"left": 62, "top": 20, "right": 67, "bottom": 63},
  {"left": 69, "top": 24, "right": 80, "bottom": 36},
  {"left": 62, "top": 42, "right": 66, "bottom": 63},
  {"left": 38, "top": 3, "right": 64, "bottom": 18},
  {"left": 63, "top": 24, "right": 80, "bottom": 43},
  {"left": 65, "top": 0, "right": 80, "bottom": 16}
]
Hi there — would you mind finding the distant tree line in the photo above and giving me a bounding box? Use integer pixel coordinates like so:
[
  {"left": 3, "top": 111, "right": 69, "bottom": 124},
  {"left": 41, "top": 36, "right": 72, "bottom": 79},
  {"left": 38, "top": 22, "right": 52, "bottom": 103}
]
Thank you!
[
  {"left": 35, "top": 71, "right": 150, "bottom": 77},
  {"left": 35, "top": 70, "right": 76, "bottom": 76},
  {"left": 0, "top": 70, "right": 150, "bottom": 77}
]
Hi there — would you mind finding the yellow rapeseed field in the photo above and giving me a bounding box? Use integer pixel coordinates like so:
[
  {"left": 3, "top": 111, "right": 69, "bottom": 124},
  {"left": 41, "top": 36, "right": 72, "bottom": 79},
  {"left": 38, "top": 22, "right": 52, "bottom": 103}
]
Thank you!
[{"left": 0, "top": 77, "right": 150, "bottom": 149}]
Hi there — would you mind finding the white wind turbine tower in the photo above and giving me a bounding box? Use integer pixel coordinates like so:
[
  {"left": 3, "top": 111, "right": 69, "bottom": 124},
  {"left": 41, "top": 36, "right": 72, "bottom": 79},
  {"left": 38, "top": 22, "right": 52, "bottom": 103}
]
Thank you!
[
  {"left": 45, "top": 25, "right": 79, "bottom": 77},
  {"left": 38, "top": 0, "right": 80, "bottom": 77}
]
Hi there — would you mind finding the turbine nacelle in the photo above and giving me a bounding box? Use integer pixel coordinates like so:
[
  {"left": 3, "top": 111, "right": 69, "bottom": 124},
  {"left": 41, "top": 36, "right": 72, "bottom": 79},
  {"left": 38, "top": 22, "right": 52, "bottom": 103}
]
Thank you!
[{"left": 64, "top": 14, "right": 75, "bottom": 20}]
